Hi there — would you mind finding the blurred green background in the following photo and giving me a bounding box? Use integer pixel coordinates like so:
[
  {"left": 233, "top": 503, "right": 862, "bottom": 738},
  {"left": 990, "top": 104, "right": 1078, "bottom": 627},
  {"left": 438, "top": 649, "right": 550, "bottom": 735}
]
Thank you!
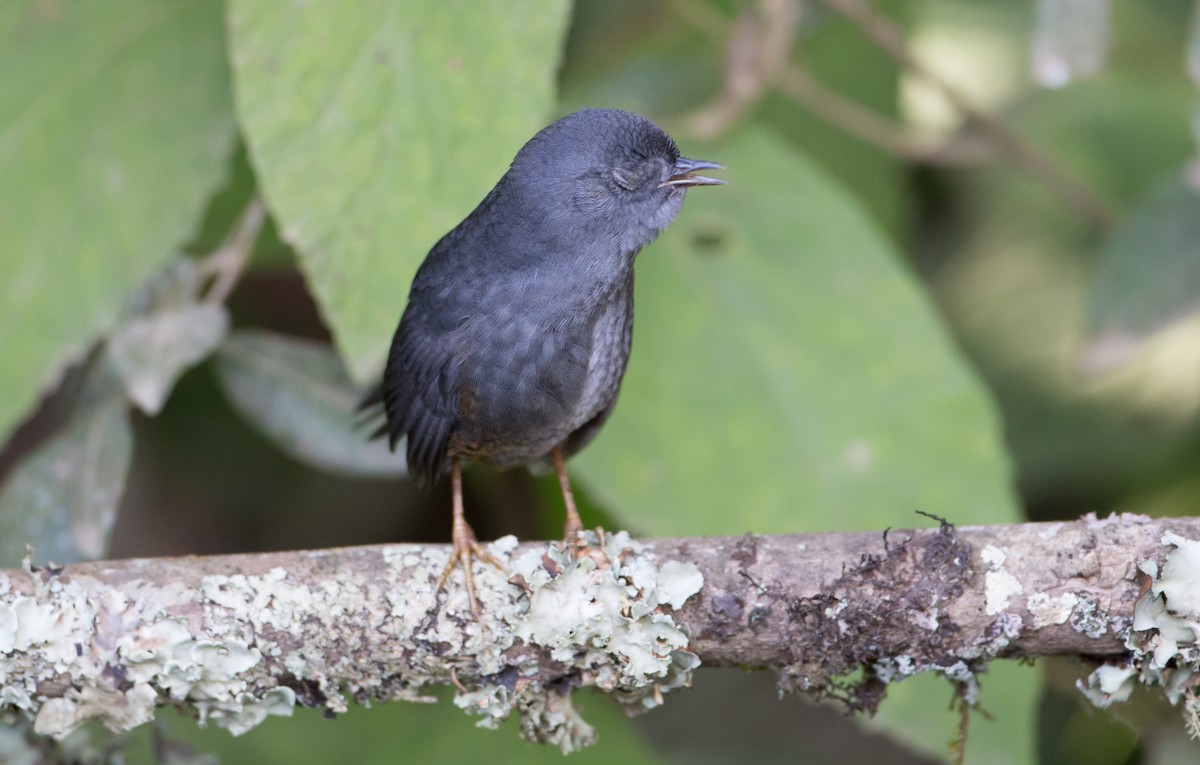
[{"left": 3, "top": 0, "right": 1200, "bottom": 762}]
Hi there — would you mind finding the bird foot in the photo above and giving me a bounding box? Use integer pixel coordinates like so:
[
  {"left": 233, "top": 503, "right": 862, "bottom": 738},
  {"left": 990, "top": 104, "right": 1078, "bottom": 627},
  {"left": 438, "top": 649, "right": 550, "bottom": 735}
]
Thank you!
[
  {"left": 562, "top": 524, "right": 615, "bottom": 572},
  {"left": 436, "top": 530, "right": 504, "bottom": 619},
  {"left": 564, "top": 529, "right": 619, "bottom": 573},
  {"left": 562, "top": 517, "right": 590, "bottom": 559}
]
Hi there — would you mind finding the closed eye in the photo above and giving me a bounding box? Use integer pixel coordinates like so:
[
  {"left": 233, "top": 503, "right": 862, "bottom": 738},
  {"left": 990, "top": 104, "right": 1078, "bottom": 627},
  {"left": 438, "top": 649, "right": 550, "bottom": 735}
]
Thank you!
[{"left": 612, "top": 168, "right": 638, "bottom": 190}]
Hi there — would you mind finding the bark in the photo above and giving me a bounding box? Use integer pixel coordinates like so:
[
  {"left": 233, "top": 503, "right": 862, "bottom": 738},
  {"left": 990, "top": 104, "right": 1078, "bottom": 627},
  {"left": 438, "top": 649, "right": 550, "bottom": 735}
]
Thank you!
[{"left": 1, "top": 514, "right": 1193, "bottom": 750}]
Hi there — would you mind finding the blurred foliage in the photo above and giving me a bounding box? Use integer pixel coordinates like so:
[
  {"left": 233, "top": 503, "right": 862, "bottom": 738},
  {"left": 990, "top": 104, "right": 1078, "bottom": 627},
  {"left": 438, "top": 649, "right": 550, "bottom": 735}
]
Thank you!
[
  {"left": 227, "top": 0, "right": 573, "bottom": 382},
  {"left": 3, "top": 0, "right": 1200, "bottom": 763},
  {"left": 124, "top": 690, "right": 665, "bottom": 765},
  {"left": 0, "top": 361, "right": 131, "bottom": 567},
  {"left": 215, "top": 330, "right": 406, "bottom": 478},
  {"left": 0, "top": 0, "right": 235, "bottom": 444},
  {"left": 870, "top": 661, "right": 1040, "bottom": 765},
  {"left": 1089, "top": 175, "right": 1200, "bottom": 340},
  {"left": 576, "top": 128, "right": 1017, "bottom": 538}
]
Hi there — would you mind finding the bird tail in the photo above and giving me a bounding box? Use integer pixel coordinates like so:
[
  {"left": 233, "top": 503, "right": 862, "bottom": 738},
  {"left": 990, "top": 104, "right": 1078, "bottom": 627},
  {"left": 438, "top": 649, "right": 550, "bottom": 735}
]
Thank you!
[{"left": 355, "top": 383, "right": 392, "bottom": 442}]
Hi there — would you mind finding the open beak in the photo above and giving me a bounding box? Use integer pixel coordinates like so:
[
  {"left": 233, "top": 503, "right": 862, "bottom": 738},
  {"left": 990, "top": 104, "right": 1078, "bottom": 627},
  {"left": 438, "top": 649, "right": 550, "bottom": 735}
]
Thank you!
[{"left": 659, "top": 156, "right": 725, "bottom": 189}]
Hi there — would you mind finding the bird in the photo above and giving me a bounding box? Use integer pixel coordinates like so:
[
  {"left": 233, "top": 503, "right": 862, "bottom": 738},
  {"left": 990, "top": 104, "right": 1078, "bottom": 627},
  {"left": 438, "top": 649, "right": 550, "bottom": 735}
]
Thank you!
[{"left": 365, "top": 108, "right": 723, "bottom": 615}]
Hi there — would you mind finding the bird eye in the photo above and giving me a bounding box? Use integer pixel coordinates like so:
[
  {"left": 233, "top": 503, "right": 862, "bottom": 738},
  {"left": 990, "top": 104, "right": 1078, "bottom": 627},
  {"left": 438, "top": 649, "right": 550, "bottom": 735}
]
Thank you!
[{"left": 611, "top": 168, "right": 638, "bottom": 191}]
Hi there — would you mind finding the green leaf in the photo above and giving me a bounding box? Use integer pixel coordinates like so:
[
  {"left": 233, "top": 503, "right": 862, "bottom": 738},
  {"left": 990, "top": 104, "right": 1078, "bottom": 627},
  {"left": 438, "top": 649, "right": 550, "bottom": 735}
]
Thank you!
[
  {"left": 214, "top": 330, "right": 405, "bottom": 478},
  {"left": 0, "top": 393, "right": 132, "bottom": 568},
  {"left": 869, "top": 661, "right": 1039, "bottom": 765},
  {"left": 1087, "top": 173, "right": 1200, "bottom": 343},
  {"left": 764, "top": 3, "right": 909, "bottom": 237},
  {"left": 575, "top": 128, "right": 1019, "bottom": 536},
  {"left": 1002, "top": 79, "right": 1192, "bottom": 218},
  {"left": 109, "top": 259, "right": 231, "bottom": 415},
  {"left": 928, "top": 77, "right": 1195, "bottom": 500},
  {"left": 109, "top": 302, "right": 229, "bottom": 414},
  {"left": 227, "top": 0, "right": 572, "bottom": 383},
  {"left": 130, "top": 689, "right": 664, "bottom": 765},
  {"left": 0, "top": 0, "right": 237, "bottom": 443}
]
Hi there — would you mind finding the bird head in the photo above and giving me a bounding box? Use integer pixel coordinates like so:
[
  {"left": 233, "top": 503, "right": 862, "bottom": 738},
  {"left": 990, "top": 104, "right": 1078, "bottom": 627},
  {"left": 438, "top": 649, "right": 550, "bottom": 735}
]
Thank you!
[{"left": 509, "top": 108, "right": 724, "bottom": 257}]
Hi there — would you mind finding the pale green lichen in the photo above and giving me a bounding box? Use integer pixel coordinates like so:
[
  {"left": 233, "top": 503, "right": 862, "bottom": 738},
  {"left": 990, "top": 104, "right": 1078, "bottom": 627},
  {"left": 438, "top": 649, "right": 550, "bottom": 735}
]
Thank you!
[
  {"left": 33, "top": 684, "right": 159, "bottom": 738},
  {"left": 1078, "top": 663, "right": 1137, "bottom": 708},
  {"left": 1155, "top": 533, "right": 1200, "bottom": 616},
  {"left": 1, "top": 533, "right": 703, "bottom": 753},
  {"left": 962, "top": 612, "right": 1022, "bottom": 662},
  {"left": 872, "top": 654, "right": 917, "bottom": 683},
  {"left": 204, "top": 687, "right": 297, "bottom": 735},
  {"left": 0, "top": 567, "right": 297, "bottom": 740},
  {"left": 453, "top": 530, "right": 703, "bottom": 752},
  {"left": 872, "top": 655, "right": 983, "bottom": 705},
  {"left": 0, "top": 600, "right": 17, "bottom": 652},
  {"left": 980, "top": 544, "right": 1023, "bottom": 616},
  {"left": 936, "top": 661, "right": 981, "bottom": 704},
  {"left": 1080, "top": 532, "right": 1200, "bottom": 735},
  {"left": 1027, "top": 592, "right": 1078, "bottom": 629},
  {"left": 1070, "top": 597, "right": 1114, "bottom": 640},
  {"left": 517, "top": 688, "right": 596, "bottom": 752}
]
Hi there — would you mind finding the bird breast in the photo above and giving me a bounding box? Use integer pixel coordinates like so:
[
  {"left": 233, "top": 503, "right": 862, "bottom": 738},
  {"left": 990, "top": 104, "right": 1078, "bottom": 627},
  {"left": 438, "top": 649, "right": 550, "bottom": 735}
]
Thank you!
[
  {"left": 445, "top": 262, "right": 633, "bottom": 467},
  {"left": 572, "top": 279, "right": 634, "bottom": 429}
]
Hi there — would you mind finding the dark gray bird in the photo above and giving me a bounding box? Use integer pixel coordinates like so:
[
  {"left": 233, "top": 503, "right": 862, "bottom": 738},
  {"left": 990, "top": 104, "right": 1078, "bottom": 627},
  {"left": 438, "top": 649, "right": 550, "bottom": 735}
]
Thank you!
[{"left": 367, "top": 108, "right": 722, "bottom": 614}]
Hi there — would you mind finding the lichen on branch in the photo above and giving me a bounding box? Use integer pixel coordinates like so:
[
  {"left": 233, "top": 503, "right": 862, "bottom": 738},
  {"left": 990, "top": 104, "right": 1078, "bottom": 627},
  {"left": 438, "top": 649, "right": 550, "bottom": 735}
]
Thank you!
[
  {"left": 0, "top": 531, "right": 702, "bottom": 754},
  {"left": 4, "top": 515, "right": 1200, "bottom": 751}
]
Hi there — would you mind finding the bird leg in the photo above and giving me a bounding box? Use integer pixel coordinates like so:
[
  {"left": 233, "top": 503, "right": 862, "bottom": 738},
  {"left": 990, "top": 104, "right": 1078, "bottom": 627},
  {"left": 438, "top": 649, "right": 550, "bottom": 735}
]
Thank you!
[
  {"left": 551, "top": 446, "right": 587, "bottom": 556},
  {"left": 435, "top": 459, "right": 503, "bottom": 618}
]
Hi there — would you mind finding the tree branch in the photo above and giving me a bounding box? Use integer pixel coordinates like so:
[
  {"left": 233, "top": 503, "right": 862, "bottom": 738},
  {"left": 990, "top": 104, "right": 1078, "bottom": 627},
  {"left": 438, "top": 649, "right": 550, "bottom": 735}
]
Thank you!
[{"left": 1, "top": 515, "right": 1196, "bottom": 751}]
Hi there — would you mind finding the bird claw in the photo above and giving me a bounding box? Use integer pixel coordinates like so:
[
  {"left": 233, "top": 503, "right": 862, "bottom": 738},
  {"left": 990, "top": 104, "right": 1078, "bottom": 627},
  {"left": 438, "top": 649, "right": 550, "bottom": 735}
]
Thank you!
[
  {"left": 436, "top": 533, "right": 504, "bottom": 620},
  {"left": 563, "top": 524, "right": 614, "bottom": 570},
  {"left": 562, "top": 516, "right": 588, "bottom": 557}
]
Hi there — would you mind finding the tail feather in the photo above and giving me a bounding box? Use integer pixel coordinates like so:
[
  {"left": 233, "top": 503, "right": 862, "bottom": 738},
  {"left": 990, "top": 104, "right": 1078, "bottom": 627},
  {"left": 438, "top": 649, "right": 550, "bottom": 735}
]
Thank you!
[
  {"left": 357, "top": 382, "right": 384, "bottom": 413},
  {"left": 355, "top": 383, "right": 392, "bottom": 442}
]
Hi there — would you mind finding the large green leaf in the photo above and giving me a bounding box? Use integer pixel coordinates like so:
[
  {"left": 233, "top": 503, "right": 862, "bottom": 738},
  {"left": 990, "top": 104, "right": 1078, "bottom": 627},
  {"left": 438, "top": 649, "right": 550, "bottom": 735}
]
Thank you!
[
  {"left": 227, "top": 0, "right": 571, "bottom": 384},
  {"left": 109, "top": 258, "right": 232, "bottom": 415},
  {"left": 1087, "top": 173, "right": 1200, "bottom": 340},
  {"left": 0, "top": 392, "right": 132, "bottom": 568},
  {"left": 870, "top": 661, "right": 1039, "bottom": 765},
  {"left": 575, "top": 128, "right": 1019, "bottom": 536},
  {"left": 0, "top": 0, "right": 236, "bottom": 444},
  {"left": 930, "top": 78, "right": 1196, "bottom": 501},
  {"left": 214, "top": 330, "right": 406, "bottom": 478}
]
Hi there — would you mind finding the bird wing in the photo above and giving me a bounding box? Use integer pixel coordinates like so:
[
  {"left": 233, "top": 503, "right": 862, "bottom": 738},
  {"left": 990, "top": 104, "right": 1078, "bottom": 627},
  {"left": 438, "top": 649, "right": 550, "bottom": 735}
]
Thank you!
[{"left": 380, "top": 288, "right": 464, "bottom": 487}]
